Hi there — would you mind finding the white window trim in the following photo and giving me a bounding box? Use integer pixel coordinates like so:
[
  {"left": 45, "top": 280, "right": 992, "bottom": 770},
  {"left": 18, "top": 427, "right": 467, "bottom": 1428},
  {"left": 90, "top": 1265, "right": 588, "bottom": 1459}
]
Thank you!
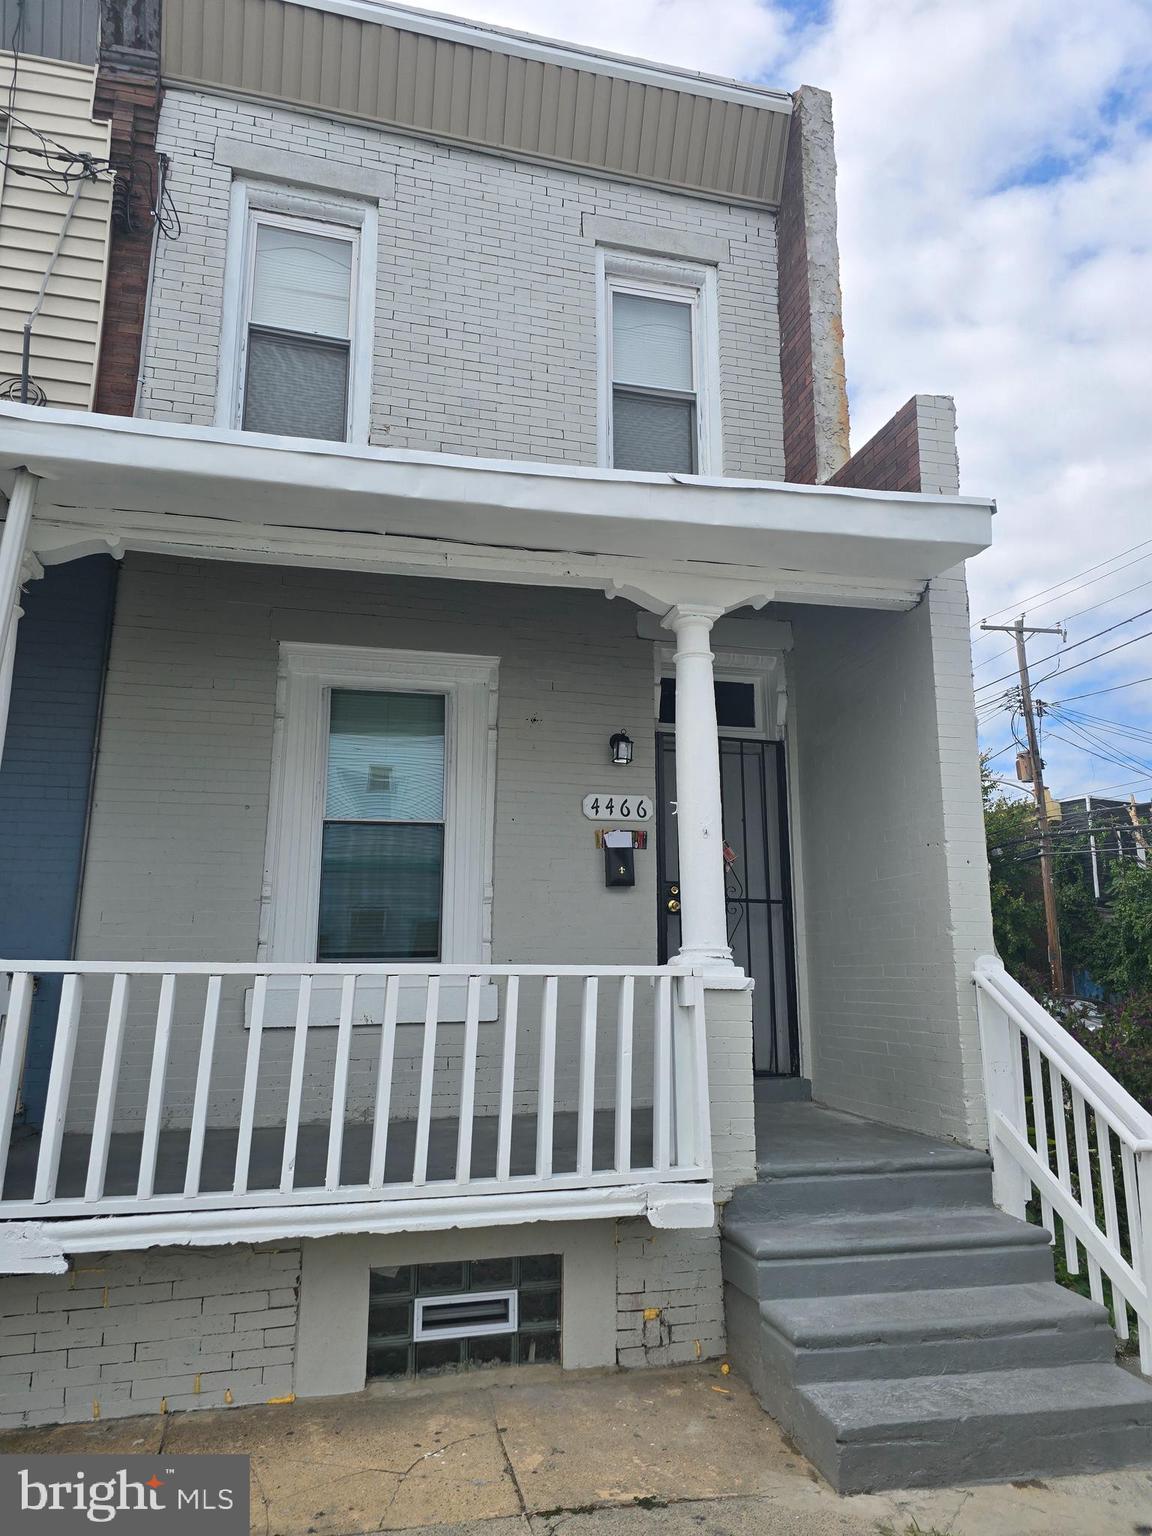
[
  {"left": 654, "top": 646, "right": 784, "bottom": 741},
  {"left": 596, "top": 249, "right": 722, "bottom": 475},
  {"left": 259, "top": 642, "right": 499, "bottom": 974},
  {"left": 217, "top": 179, "right": 378, "bottom": 444}
]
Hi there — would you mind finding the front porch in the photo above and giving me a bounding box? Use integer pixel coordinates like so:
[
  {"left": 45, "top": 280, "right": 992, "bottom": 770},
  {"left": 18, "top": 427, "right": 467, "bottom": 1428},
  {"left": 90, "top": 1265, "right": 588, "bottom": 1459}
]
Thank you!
[{"left": 0, "top": 404, "right": 994, "bottom": 1270}]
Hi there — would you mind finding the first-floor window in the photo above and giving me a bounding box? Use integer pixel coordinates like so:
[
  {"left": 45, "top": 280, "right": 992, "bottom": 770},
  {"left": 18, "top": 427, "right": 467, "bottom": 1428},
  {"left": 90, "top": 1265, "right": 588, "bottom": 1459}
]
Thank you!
[
  {"left": 318, "top": 690, "right": 446, "bottom": 961},
  {"left": 261, "top": 644, "right": 498, "bottom": 974}
]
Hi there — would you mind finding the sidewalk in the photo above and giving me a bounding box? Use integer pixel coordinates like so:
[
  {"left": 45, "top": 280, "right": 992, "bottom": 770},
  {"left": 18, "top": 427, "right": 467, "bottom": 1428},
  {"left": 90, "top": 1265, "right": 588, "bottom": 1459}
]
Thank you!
[{"left": 1, "top": 1363, "right": 1148, "bottom": 1536}]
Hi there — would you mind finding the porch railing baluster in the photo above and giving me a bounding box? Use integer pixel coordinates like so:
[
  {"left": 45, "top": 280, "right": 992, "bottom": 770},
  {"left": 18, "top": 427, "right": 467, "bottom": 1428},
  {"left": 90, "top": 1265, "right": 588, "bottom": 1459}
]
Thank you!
[
  {"left": 411, "top": 975, "right": 440, "bottom": 1186},
  {"left": 495, "top": 974, "right": 519, "bottom": 1183},
  {"left": 652, "top": 974, "right": 672, "bottom": 1173},
  {"left": 184, "top": 975, "right": 222, "bottom": 1198},
  {"left": 1071, "top": 1089, "right": 1104, "bottom": 1304},
  {"left": 576, "top": 977, "right": 598, "bottom": 1178},
  {"left": 137, "top": 974, "right": 176, "bottom": 1201},
  {"left": 325, "top": 973, "right": 357, "bottom": 1191},
  {"left": 368, "top": 975, "right": 400, "bottom": 1190},
  {"left": 0, "top": 971, "right": 35, "bottom": 1198},
  {"left": 85, "top": 973, "right": 130, "bottom": 1202},
  {"left": 35, "top": 973, "right": 83, "bottom": 1204},
  {"left": 233, "top": 974, "right": 267, "bottom": 1194},
  {"left": 536, "top": 976, "right": 557, "bottom": 1179},
  {"left": 280, "top": 974, "right": 312, "bottom": 1193},
  {"left": 455, "top": 975, "right": 482, "bottom": 1183},
  {"left": 613, "top": 975, "right": 634, "bottom": 1175}
]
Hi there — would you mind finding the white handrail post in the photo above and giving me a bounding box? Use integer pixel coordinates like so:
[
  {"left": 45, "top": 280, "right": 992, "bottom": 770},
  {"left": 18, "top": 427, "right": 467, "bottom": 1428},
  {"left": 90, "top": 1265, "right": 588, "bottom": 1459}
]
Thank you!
[
  {"left": 670, "top": 974, "right": 698, "bottom": 1169},
  {"left": 1137, "top": 1148, "right": 1152, "bottom": 1376},
  {"left": 974, "top": 957, "right": 1030, "bottom": 1218}
]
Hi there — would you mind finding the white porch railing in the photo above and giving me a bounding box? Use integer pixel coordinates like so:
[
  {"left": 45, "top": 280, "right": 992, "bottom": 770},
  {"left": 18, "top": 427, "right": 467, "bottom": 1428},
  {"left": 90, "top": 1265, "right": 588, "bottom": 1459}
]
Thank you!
[
  {"left": 974, "top": 955, "right": 1152, "bottom": 1374},
  {"left": 0, "top": 963, "right": 711, "bottom": 1237}
]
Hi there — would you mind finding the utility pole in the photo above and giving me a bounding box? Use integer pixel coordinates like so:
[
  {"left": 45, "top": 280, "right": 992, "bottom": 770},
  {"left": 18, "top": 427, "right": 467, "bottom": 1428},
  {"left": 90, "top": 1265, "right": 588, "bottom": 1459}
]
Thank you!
[{"left": 981, "top": 616, "right": 1066, "bottom": 994}]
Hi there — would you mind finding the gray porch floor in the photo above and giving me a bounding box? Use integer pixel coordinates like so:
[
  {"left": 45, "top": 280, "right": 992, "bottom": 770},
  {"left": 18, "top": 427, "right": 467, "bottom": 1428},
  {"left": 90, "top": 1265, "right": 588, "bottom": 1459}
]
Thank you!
[
  {"left": 753, "top": 1095, "right": 989, "bottom": 1176},
  {"left": 2, "top": 1107, "right": 654, "bottom": 1202}
]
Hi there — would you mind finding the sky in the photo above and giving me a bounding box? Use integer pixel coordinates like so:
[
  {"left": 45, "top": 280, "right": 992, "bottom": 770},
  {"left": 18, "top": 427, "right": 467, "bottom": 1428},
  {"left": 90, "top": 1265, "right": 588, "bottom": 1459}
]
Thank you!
[{"left": 392, "top": 0, "right": 1152, "bottom": 806}]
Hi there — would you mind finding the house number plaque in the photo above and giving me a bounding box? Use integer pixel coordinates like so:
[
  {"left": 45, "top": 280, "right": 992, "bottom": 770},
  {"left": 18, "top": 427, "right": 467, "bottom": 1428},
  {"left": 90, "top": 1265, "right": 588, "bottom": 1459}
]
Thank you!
[{"left": 582, "top": 793, "right": 652, "bottom": 821}]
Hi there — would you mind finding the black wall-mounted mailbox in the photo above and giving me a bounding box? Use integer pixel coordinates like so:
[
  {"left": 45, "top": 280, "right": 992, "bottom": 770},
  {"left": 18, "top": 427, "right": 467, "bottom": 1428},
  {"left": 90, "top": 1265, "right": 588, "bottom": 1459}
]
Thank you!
[{"left": 604, "top": 846, "right": 636, "bottom": 888}]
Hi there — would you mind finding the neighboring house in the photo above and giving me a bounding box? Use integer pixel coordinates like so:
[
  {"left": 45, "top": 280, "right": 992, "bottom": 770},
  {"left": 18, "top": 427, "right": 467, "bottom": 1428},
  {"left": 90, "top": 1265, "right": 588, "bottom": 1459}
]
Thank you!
[
  {"left": 1059, "top": 796, "right": 1151, "bottom": 898},
  {"left": 0, "top": 0, "right": 1149, "bottom": 1493}
]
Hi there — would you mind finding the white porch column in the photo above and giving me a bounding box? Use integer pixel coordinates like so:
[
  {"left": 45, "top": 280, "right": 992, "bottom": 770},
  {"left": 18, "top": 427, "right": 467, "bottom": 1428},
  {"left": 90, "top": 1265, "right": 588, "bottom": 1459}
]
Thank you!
[
  {"left": 662, "top": 603, "right": 734, "bottom": 971},
  {"left": 0, "top": 470, "right": 40, "bottom": 768}
]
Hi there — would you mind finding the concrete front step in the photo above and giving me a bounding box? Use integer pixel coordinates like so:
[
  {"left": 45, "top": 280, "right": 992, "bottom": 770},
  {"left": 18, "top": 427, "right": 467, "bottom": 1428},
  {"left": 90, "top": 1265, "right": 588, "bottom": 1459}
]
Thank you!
[
  {"left": 759, "top": 1282, "right": 1117, "bottom": 1382},
  {"left": 723, "top": 1207, "right": 1055, "bottom": 1298},
  {"left": 798, "top": 1364, "right": 1152, "bottom": 1492},
  {"left": 724, "top": 1101, "right": 1152, "bottom": 1489},
  {"left": 738, "top": 1163, "right": 994, "bottom": 1217}
]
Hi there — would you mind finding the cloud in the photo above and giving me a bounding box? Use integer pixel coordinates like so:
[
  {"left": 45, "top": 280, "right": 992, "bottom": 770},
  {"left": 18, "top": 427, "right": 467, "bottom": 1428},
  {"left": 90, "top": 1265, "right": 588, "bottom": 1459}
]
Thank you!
[{"left": 391, "top": 0, "right": 1152, "bottom": 792}]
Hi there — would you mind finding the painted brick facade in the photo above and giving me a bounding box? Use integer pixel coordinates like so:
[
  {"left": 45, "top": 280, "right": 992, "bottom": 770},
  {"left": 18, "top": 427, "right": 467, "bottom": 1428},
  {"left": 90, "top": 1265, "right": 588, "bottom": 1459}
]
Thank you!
[
  {"left": 137, "top": 90, "right": 785, "bottom": 478},
  {"left": 828, "top": 395, "right": 960, "bottom": 497},
  {"left": 615, "top": 1223, "right": 726, "bottom": 1368},
  {"left": 0, "top": 1245, "right": 299, "bottom": 1430}
]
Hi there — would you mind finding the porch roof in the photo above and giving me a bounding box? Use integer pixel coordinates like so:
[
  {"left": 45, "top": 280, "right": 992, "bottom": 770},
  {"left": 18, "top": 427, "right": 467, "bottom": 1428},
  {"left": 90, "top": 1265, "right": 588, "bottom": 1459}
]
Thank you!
[{"left": 0, "top": 405, "right": 993, "bottom": 600}]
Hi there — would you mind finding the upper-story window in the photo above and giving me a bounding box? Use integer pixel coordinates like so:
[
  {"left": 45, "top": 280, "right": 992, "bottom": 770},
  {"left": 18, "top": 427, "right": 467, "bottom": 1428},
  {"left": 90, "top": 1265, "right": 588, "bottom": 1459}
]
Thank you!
[
  {"left": 219, "top": 184, "right": 377, "bottom": 444},
  {"left": 243, "top": 215, "right": 357, "bottom": 441},
  {"left": 599, "top": 253, "right": 721, "bottom": 475}
]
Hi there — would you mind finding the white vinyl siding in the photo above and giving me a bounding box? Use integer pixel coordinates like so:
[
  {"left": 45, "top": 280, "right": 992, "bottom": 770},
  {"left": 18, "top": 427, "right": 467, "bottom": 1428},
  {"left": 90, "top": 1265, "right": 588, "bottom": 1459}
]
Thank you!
[{"left": 0, "top": 52, "right": 112, "bottom": 410}]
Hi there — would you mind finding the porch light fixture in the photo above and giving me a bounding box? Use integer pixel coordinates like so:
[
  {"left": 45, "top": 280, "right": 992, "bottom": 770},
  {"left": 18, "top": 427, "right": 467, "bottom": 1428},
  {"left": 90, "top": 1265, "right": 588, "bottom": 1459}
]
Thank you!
[{"left": 609, "top": 730, "right": 634, "bottom": 766}]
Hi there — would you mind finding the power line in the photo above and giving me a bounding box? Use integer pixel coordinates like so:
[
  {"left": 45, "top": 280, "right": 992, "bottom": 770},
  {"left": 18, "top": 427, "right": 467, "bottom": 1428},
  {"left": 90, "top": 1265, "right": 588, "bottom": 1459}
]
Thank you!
[
  {"left": 1054, "top": 707, "right": 1152, "bottom": 744},
  {"left": 976, "top": 603, "right": 1152, "bottom": 695},
  {"left": 1032, "top": 624, "right": 1152, "bottom": 688},
  {"left": 972, "top": 569, "right": 1152, "bottom": 674},
  {"left": 1046, "top": 675, "right": 1152, "bottom": 705},
  {"left": 972, "top": 535, "right": 1152, "bottom": 632}
]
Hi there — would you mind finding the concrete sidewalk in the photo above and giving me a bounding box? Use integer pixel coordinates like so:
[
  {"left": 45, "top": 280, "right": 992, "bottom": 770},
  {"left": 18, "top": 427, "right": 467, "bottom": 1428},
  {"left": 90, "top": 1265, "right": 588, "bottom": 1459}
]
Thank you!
[{"left": 1, "top": 1363, "right": 1148, "bottom": 1536}]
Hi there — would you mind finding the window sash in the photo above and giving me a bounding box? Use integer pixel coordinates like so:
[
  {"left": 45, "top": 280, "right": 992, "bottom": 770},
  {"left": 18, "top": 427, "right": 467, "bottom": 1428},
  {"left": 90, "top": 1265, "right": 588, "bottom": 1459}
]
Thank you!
[
  {"left": 238, "top": 210, "right": 360, "bottom": 442},
  {"left": 605, "top": 276, "right": 704, "bottom": 473}
]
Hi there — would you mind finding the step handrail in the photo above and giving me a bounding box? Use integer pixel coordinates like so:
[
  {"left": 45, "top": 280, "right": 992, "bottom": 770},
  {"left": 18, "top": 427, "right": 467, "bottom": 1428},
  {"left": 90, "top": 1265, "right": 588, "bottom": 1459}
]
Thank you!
[{"left": 973, "top": 954, "right": 1152, "bottom": 1376}]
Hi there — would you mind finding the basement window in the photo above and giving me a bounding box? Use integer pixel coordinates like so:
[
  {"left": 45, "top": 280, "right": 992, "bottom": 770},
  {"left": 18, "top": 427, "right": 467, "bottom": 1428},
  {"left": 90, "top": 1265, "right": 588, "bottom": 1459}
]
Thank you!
[{"left": 367, "top": 1255, "right": 562, "bottom": 1380}]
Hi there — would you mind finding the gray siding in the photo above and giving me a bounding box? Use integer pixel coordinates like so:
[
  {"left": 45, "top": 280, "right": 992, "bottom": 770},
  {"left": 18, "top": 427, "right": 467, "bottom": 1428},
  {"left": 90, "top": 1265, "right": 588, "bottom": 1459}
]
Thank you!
[
  {"left": 72, "top": 555, "right": 661, "bottom": 1127},
  {"left": 0, "top": 0, "right": 97, "bottom": 66},
  {"left": 161, "top": 0, "right": 789, "bottom": 207},
  {"left": 140, "top": 90, "right": 785, "bottom": 477}
]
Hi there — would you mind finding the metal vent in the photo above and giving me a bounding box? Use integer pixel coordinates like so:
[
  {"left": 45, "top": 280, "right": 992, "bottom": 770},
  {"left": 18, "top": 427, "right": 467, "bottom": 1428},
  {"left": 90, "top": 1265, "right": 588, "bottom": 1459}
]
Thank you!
[{"left": 414, "top": 1290, "right": 518, "bottom": 1341}]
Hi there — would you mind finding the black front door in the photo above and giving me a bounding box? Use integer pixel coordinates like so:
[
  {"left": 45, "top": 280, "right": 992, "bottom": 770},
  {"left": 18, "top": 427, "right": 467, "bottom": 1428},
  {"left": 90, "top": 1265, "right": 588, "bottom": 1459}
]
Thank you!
[{"left": 655, "top": 734, "right": 800, "bottom": 1076}]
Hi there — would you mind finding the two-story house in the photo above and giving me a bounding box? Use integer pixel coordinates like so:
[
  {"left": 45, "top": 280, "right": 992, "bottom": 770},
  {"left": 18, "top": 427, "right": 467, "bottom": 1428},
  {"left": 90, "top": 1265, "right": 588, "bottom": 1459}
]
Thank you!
[{"left": 1, "top": 0, "right": 1150, "bottom": 1493}]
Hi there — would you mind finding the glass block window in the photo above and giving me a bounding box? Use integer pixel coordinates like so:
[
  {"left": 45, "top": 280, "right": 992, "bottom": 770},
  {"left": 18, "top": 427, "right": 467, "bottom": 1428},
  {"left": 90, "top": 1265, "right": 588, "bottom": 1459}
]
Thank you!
[
  {"left": 241, "top": 216, "right": 355, "bottom": 441},
  {"left": 367, "top": 1255, "right": 562, "bottom": 1380},
  {"left": 610, "top": 288, "right": 697, "bottom": 473},
  {"left": 318, "top": 690, "right": 446, "bottom": 962}
]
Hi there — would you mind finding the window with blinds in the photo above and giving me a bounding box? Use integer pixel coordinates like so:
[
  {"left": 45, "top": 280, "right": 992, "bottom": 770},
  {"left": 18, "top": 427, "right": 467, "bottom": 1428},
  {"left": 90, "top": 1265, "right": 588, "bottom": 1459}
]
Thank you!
[
  {"left": 610, "top": 288, "right": 698, "bottom": 473},
  {"left": 317, "top": 690, "right": 446, "bottom": 962},
  {"left": 241, "top": 216, "right": 356, "bottom": 441}
]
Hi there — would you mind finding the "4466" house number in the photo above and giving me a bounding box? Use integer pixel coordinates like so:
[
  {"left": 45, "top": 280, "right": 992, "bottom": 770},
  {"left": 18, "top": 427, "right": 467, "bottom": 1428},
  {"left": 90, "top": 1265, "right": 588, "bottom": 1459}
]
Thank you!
[{"left": 581, "top": 793, "right": 652, "bottom": 822}]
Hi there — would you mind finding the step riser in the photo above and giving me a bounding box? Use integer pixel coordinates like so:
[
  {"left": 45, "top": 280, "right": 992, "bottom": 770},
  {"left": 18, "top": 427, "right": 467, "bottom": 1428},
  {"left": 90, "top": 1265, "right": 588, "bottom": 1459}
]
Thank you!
[
  {"left": 738, "top": 1165, "right": 994, "bottom": 1218},
  {"left": 760, "top": 1318, "right": 1118, "bottom": 1384},
  {"left": 723, "top": 1239, "right": 1054, "bottom": 1300},
  {"left": 829, "top": 1417, "right": 1152, "bottom": 1494}
]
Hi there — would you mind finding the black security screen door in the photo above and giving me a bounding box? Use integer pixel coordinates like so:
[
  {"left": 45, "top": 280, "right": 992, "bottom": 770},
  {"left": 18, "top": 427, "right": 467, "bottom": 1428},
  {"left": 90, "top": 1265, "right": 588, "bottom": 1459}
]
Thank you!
[{"left": 656, "top": 734, "right": 800, "bottom": 1077}]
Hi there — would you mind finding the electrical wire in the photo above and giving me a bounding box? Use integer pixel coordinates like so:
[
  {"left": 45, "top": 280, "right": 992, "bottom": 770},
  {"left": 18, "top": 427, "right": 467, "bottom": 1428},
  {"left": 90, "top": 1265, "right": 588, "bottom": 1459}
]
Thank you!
[
  {"left": 971, "top": 535, "right": 1152, "bottom": 633},
  {"left": 973, "top": 569, "right": 1152, "bottom": 673},
  {"left": 1031, "top": 625, "right": 1152, "bottom": 689},
  {"left": 1046, "top": 675, "right": 1152, "bottom": 706},
  {"left": 975, "top": 604, "right": 1152, "bottom": 696}
]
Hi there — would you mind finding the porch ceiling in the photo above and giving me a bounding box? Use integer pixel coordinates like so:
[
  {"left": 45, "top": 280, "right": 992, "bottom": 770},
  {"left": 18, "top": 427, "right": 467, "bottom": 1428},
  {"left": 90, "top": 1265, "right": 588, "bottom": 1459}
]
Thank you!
[{"left": 0, "top": 406, "right": 993, "bottom": 598}]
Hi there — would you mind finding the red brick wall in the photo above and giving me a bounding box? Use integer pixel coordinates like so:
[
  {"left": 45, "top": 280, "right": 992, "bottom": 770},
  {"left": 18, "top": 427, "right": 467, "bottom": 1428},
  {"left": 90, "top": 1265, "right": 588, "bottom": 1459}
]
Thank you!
[
  {"left": 827, "top": 397, "right": 922, "bottom": 493},
  {"left": 92, "top": 63, "right": 160, "bottom": 415},
  {"left": 777, "top": 96, "right": 818, "bottom": 484}
]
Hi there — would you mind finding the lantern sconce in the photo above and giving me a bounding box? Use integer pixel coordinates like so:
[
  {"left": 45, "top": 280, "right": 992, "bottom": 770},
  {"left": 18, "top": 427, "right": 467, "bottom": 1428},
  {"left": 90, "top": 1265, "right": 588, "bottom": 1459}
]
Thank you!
[{"left": 609, "top": 730, "right": 634, "bottom": 767}]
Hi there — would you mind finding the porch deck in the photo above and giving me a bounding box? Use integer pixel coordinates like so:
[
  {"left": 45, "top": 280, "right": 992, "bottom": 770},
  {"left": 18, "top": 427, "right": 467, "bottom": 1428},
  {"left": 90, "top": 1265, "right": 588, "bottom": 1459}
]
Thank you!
[{"left": 2, "top": 1107, "right": 654, "bottom": 1203}]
